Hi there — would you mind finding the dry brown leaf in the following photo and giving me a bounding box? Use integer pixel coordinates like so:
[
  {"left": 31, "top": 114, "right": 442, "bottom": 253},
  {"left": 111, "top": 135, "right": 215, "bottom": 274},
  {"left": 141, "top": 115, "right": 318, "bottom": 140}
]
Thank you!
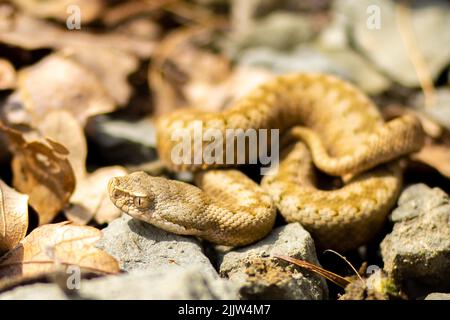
[
  {"left": 149, "top": 24, "right": 273, "bottom": 114},
  {"left": 0, "top": 222, "right": 119, "bottom": 280},
  {"left": 0, "top": 125, "right": 75, "bottom": 225},
  {"left": 34, "top": 110, "right": 127, "bottom": 225},
  {"left": 35, "top": 111, "right": 127, "bottom": 225},
  {"left": 14, "top": 54, "right": 115, "bottom": 127},
  {"left": 60, "top": 46, "right": 139, "bottom": 106},
  {"left": 149, "top": 25, "right": 231, "bottom": 115},
  {"left": 103, "top": 0, "right": 172, "bottom": 26},
  {"left": 0, "top": 13, "right": 152, "bottom": 109},
  {"left": 0, "top": 3, "right": 14, "bottom": 31},
  {"left": 12, "top": 109, "right": 126, "bottom": 226},
  {"left": 164, "top": 0, "right": 229, "bottom": 25},
  {"left": 0, "top": 58, "right": 16, "bottom": 90},
  {"left": 66, "top": 166, "right": 128, "bottom": 225},
  {"left": 115, "top": 16, "right": 161, "bottom": 41},
  {"left": 10, "top": 0, "right": 104, "bottom": 23},
  {"left": 0, "top": 14, "right": 154, "bottom": 59},
  {"left": 0, "top": 179, "right": 28, "bottom": 254},
  {"left": 412, "top": 142, "right": 450, "bottom": 179},
  {"left": 37, "top": 110, "right": 87, "bottom": 181},
  {"left": 185, "top": 65, "right": 274, "bottom": 112}
]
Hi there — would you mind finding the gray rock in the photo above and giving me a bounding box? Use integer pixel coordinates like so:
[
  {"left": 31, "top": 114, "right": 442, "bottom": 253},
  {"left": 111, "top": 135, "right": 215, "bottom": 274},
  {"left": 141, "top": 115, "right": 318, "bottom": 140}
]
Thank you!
[
  {"left": 0, "top": 267, "right": 238, "bottom": 300},
  {"left": 318, "top": 47, "right": 391, "bottom": 94},
  {"left": 381, "top": 184, "right": 450, "bottom": 290},
  {"left": 96, "top": 215, "right": 219, "bottom": 279},
  {"left": 316, "top": 13, "right": 392, "bottom": 94},
  {"left": 0, "top": 283, "right": 66, "bottom": 300},
  {"left": 238, "top": 45, "right": 342, "bottom": 75},
  {"left": 334, "top": 0, "right": 450, "bottom": 87},
  {"left": 238, "top": 44, "right": 390, "bottom": 94},
  {"left": 228, "top": 12, "right": 315, "bottom": 53},
  {"left": 219, "top": 223, "right": 328, "bottom": 299},
  {"left": 229, "top": 0, "right": 331, "bottom": 39},
  {"left": 339, "top": 269, "right": 401, "bottom": 300},
  {"left": 425, "top": 293, "right": 450, "bottom": 300},
  {"left": 85, "top": 115, "right": 157, "bottom": 165}
]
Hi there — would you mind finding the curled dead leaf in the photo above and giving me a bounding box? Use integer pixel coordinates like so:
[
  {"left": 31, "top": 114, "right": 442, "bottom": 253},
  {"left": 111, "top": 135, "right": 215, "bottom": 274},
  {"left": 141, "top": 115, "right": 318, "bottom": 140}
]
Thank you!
[
  {"left": 0, "top": 179, "right": 28, "bottom": 254},
  {"left": 0, "top": 58, "right": 16, "bottom": 90},
  {"left": 37, "top": 110, "right": 87, "bottom": 181},
  {"left": 0, "top": 222, "right": 119, "bottom": 280},
  {"left": 30, "top": 110, "right": 127, "bottom": 225},
  {"left": 33, "top": 110, "right": 128, "bottom": 225},
  {"left": 0, "top": 125, "right": 75, "bottom": 225},
  {"left": 66, "top": 166, "right": 128, "bottom": 225}
]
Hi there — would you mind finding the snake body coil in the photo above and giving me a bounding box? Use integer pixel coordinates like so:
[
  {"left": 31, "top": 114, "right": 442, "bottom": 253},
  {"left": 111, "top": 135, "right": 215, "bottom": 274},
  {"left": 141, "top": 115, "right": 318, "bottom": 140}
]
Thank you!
[{"left": 109, "top": 73, "right": 425, "bottom": 251}]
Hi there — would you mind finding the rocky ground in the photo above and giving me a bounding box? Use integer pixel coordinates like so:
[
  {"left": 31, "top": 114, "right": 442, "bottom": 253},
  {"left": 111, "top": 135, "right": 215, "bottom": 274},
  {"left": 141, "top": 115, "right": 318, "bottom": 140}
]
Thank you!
[
  {"left": 0, "top": 0, "right": 449, "bottom": 300},
  {"left": 1, "top": 183, "right": 449, "bottom": 300}
]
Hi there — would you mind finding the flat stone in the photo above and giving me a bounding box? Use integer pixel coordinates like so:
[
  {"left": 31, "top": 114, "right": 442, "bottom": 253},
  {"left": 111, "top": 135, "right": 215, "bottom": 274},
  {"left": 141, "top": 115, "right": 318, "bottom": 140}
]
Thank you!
[
  {"left": 0, "top": 267, "right": 238, "bottom": 300},
  {"left": 219, "top": 223, "right": 328, "bottom": 299},
  {"left": 96, "top": 214, "right": 219, "bottom": 279},
  {"left": 381, "top": 184, "right": 450, "bottom": 290}
]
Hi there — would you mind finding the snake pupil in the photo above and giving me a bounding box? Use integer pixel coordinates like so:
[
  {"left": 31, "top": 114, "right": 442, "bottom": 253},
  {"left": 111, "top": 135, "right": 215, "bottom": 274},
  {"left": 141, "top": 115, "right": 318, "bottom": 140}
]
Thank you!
[{"left": 134, "top": 196, "right": 150, "bottom": 208}]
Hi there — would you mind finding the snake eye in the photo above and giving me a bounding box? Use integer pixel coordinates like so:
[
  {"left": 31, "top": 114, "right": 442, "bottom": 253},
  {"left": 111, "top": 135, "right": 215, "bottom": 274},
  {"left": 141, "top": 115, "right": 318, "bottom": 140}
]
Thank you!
[
  {"left": 133, "top": 196, "right": 151, "bottom": 209},
  {"left": 112, "top": 189, "right": 121, "bottom": 199}
]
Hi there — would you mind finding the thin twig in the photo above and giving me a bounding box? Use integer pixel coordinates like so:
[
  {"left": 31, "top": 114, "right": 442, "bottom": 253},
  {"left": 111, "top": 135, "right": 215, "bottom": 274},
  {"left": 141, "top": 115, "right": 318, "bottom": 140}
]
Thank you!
[
  {"left": 323, "top": 249, "right": 365, "bottom": 285},
  {"left": 274, "top": 254, "right": 350, "bottom": 288},
  {"left": 395, "top": 0, "right": 436, "bottom": 109}
]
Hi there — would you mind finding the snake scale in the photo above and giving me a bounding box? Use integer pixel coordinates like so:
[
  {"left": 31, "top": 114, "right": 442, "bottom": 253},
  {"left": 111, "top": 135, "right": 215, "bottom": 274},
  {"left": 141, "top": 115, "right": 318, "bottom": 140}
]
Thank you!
[{"left": 108, "top": 73, "right": 425, "bottom": 251}]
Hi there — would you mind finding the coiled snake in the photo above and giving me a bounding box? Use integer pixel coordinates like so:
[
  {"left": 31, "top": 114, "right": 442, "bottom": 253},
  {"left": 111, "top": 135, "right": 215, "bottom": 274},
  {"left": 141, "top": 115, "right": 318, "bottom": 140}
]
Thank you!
[{"left": 108, "top": 73, "right": 424, "bottom": 251}]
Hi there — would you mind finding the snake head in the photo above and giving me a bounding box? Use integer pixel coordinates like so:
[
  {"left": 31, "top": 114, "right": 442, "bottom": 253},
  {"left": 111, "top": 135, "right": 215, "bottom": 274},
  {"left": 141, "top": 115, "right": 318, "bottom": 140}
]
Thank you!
[
  {"left": 108, "top": 171, "right": 207, "bottom": 236},
  {"left": 108, "top": 171, "right": 157, "bottom": 219}
]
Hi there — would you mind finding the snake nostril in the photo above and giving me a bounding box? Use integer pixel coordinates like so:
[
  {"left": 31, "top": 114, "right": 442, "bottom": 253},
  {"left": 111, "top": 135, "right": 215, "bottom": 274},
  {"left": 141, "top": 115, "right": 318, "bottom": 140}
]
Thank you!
[{"left": 113, "top": 189, "right": 121, "bottom": 200}]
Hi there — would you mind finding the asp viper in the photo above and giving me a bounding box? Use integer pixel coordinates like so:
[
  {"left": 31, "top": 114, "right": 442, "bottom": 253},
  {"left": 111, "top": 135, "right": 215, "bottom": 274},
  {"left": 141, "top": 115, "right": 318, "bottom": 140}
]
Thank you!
[{"left": 108, "top": 73, "right": 424, "bottom": 251}]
